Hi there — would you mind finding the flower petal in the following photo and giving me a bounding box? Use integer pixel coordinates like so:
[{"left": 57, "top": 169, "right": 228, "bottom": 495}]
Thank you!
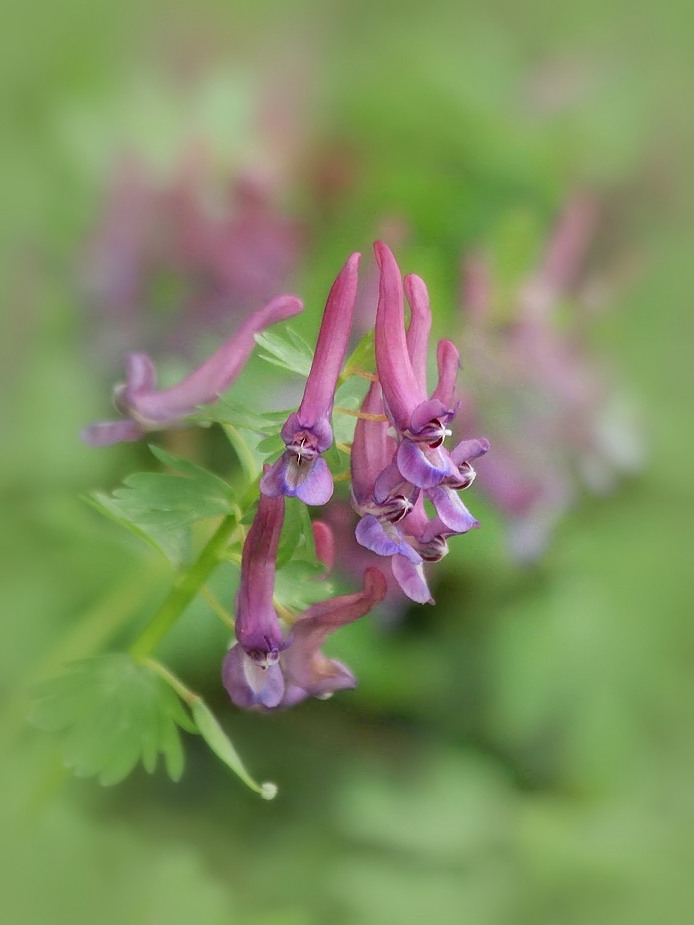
[
  {"left": 404, "top": 273, "right": 432, "bottom": 394},
  {"left": 391, "top": 555, "right": 433, "bottom": 604},
  {"left": 80, "top": 419, "right": 144, "bottom": 446},
  {"left": 450, "top": 437, "right": 490, "bottom": 465},
  {"left": 396, "top": 439, "right": 458, "bottom": 489},
  {"left": 355, "top": 514, "right": 421, "bottom": 563},
  {"left": 294, "top": 456, "right": 334, "bottom": 506},
  {"left": 222, "top": 645, "right": 285, "bottom": 710},
  {"left": 426, "top": 485, "right": 480, "bottom": 534}
]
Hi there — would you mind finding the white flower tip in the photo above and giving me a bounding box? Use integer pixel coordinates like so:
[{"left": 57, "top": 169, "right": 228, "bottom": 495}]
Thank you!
[{"left": 261, "top": 781, "right": 279, "bottom": 800}]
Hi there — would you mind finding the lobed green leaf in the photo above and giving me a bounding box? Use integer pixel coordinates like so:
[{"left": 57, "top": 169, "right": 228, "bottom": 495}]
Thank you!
[
  {"left": 254, "top": 326, "right": 314, "bottom": 377},
  {"left": 30, "top": 655, "right": 194, "bottom": 785}
]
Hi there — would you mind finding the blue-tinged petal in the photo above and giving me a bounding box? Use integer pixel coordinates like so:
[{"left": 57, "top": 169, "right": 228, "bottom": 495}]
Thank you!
[
  {"left": 396, "top": 439, "right": 458, "bottom": 489},
  {"left": 391, "top": 555, "right": 433, "bottom": 604},
  {"left": 259, "top": 454, "right": 291, "bottom": 497},
  {"left": 355, "top": 514, "right": 421, "bottom": 563},
  {"left": 409, "top": 398, "right": 455, "bottom": 435},
  {"left": 450, "top": 437, "right": 490, "bottom": 465},
  {"left": 222, "top": 645, "right": 285, "bottom": 710},
  {"left": 293, "top": 456, "right": 334, "bottom": 506},
  {"left": 427, "top": 486, "right": 480, "bottom": 534}
]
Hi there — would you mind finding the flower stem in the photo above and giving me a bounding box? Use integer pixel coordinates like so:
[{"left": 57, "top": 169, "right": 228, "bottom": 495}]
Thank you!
[
  {"left": 144, "top": 657, "right": 200, "bottom": 706},
  {"left": 129, "top": 514, "right": 236, "bottom": 660}
]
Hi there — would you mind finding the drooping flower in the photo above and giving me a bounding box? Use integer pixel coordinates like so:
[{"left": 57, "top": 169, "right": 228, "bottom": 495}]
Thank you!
[
  {"left": 233, "top": 487, "right": 287, "bottom": 670},
  {"left": 260, "top": 252, "right": 360, "bottom": 505},
  {"left": 223, "top": 562, "right": 387, "bottom": 711},
  {"left": 82, "top": 294, "right": 303, "bottom": 447}
]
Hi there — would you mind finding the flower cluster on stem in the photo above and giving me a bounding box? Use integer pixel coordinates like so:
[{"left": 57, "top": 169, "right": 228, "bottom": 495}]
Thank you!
[{"left": 350, "top": 242, "right": 489, "bottom": 603}]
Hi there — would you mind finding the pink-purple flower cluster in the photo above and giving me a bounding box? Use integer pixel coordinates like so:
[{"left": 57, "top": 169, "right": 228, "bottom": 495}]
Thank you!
[
  {"left": 349, "top": 243, "right": 489, "bottom": 603},
  {"left": 84, "top": 243, "right": 488, "bottom": 710}
]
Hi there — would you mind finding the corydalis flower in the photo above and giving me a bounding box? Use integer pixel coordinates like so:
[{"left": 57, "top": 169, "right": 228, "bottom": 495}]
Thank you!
[
  {"left": 349, "top": 248, "right": 489, "bottom": 603},
  {"left": 82, "top": 294, "right": 302, "bottom": 447},
  {"left": 233, "top": 486, "right": 287, "bottom": 669},
  {"left": 225, "top": 479, "right": 386, "bottom": 711},
  {"left": 260, "top": 253, "right": 360, "bottom": 505},
  {"left": 224, "top": 543, "right": 387, "bottom": 712},
  {"left": 374, "top": 242, "right": 462, "bottom": 490},
  {"left": 83, "top": 146, "right": 305, "bottom": 364}
]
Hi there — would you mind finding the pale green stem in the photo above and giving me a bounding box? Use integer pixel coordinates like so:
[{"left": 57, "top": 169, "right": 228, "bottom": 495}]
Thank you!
[{"left": 129, "top": 513, "right": 236, "bottom": 660}]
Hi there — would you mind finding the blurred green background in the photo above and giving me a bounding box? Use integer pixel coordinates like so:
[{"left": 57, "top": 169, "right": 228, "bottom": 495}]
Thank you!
[{"left": 1, "top": 1, "right": 692, "bottom": 923}]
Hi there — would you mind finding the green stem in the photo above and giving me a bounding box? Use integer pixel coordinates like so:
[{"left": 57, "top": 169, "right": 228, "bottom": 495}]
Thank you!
[
  {"left": 129, "top": 514, "right": 236, "bottom": 660},
  {"left": 144, "top": 658, "right": 200, "bottom": 706}
]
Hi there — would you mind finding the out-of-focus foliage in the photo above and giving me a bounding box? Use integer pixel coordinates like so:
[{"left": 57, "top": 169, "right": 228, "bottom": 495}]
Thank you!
[{"left": 2, "top": 0, "right": 693, "bottom": 923}]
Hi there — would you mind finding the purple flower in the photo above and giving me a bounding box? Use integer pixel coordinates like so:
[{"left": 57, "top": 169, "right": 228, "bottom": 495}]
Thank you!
[
  {"left": 83, "top": 149, "right": 305, "bottom": 364},
  {"left": 234, "top": 486, "right": 287, "bottom": 670},
  {"left": 82, "top": 294, "right": 303, "bottom": 447},
  {"left": 346, "top": 243, "right": 489, "bottom": 603},
  {"left": 350, "top": 380, "right": 429, "bottom": 601},
  {"left": 457, "top": 194, "right": 640, "bottom": 561},
  {"left": 260, "top": 252, "right": 360, "bottom": 505},
  {"left": 223, "top": 567, "right": 387, "bottom": 711},
  {"left": 374, "top": 242, "right": 462, "bottom": 490}
]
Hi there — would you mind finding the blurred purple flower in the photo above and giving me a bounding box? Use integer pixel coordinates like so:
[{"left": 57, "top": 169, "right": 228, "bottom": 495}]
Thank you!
[
  {"left": 82, "top": 294, "right": 303, "bottom": 446},
  {"left": 82, "top": 150, "right": 305, "bottom": 363},
  {"left": 458, "top": 194, "right": 641, "bottom": 561},
  {"left": 260, "top": 252, "right": 360, "bottom": 506}
]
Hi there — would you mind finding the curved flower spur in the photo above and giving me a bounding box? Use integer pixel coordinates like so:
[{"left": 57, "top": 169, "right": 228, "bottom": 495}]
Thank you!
[
  {"left": 222, "top": 479, "right": 387, "bottom": 711},
  {"left": 349, "top": 241, "right": 489, "bottom": 603},
  {"left": 82, "top": 294, "right": 303, "bottom": 446},
  {"left": 260, "top": 253, "right": 360, "bottom": 506}
]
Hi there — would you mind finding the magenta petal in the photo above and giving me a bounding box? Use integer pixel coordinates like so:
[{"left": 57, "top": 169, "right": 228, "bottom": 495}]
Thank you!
[
  {"left": 396, "top": 439, "right": 458, "bottom": 489},
  {"left": 374, "top": 241, "right": 425, "bottom": 431},
  {"left": 281, "top": 567, "right": 386, "bottom": 698},
  {"left": 409, "top": 398, "right": 456, "bottom": 434},
  {"left": 298, "top": 252, "right": 360, "bottom": 426},
  {"left": 431, "top": 340, "right": 461, "bottom": 408},
  {"left": 311, "top": 520, "right": 335, "bottom": 573},
  {"left": 355, "top": 515, "right": 421, "bottom": 563},
  {"left": 131, "top": 293, "right": 303, "bottom": 423},
  {"left": 124, "top": 352, "right": 157, "bottom": 393},
  {"left": 80, "top": 419, "right": 144, "bottom": 446},
  {"left": 427, "top": 486, "right": 479, "bottom": 533},
  {"left": 404, "top": 273, "right": 432, "bottom": 394},
  {"left": 391, "top": 555, "right": 433, "bottom": 604},
  {"left": 222, "top": 645, "right": 285, "bottom": 710}
]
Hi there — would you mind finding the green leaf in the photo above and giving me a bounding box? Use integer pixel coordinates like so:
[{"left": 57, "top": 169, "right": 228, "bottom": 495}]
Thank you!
[
  {"left": 274, "top": 560, "right": 333, "bottom": 613},
  {"left": 195, "top": 399, "right": 290, "bottom": 436},
  {"left": 86, "top": 447, "right": 235, "bottom": 565},
  {"left": 341, "top": 328, "right": 375, "bottom": 379},
  {"left": 190, "top": 700, "right": 277, "bottom": 799},
  {"left": 275, "top": 498, "right": 314, "bottom": 570},
  {"left": 254, "top": 326, "right": 314, "bottom": 377},
  {"left": 85, "top": 490, "right": 187, "bottom": 565},
  {"left": 30, "top": 655, "right": 194, "bottom": 785},
  {"left": 255, "top": 432, "right": 285, "bottom": 459}
]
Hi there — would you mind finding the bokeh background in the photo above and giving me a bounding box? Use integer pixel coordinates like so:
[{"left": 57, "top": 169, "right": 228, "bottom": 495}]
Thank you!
[{"left": 2, "top": 1, "right": 692, "bottom": 923}]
